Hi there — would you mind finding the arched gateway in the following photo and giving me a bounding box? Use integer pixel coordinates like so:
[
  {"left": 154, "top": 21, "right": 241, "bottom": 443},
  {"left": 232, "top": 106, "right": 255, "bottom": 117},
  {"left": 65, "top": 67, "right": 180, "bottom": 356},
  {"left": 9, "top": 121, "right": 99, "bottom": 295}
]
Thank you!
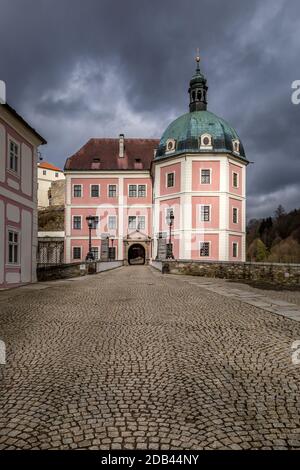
[{"left": 128, "top": 244, "right": 145, "bottom": 265}]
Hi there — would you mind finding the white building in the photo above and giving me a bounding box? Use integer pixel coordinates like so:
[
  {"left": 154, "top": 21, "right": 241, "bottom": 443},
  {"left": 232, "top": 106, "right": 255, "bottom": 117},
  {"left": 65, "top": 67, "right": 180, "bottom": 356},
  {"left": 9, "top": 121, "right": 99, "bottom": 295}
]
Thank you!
[{"left": 38, "top": 161, "right": 65, "bottom": 208}]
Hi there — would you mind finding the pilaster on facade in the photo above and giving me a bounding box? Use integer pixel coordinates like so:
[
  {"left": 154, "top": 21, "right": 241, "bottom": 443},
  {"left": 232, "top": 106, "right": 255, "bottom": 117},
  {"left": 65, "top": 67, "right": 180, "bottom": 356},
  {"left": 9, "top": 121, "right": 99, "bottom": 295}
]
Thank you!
[{"left": 118, "top": 176, "right": 124, "bottom": 260}]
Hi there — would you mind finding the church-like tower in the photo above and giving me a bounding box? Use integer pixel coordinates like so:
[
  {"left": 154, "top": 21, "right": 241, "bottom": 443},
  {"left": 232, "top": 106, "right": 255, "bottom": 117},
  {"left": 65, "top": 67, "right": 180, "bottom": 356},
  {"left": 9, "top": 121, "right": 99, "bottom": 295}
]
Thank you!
[{"left": 152, "top": 55, "right": 249, "bottom": 262}]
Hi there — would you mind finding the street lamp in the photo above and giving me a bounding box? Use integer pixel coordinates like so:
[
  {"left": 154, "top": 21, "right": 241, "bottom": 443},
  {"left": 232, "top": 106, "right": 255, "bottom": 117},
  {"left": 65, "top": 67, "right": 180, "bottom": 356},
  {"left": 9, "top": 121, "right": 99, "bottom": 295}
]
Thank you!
[
  {"left": 85, "top": 215, "right": 96, "bottom": 261},
  {"left": 166, "top": 210, "right": 175, "bottom": 259}
]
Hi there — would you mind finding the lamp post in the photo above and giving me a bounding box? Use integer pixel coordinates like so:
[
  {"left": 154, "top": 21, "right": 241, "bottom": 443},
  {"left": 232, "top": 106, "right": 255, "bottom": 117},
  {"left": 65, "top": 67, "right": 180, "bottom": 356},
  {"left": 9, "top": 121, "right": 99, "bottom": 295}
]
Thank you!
[
  {"left": 166, "top": 210, "right": 175, "bottom": 259},
  {"left": 85, "top": 215, "right": 96, "bottom": 261}
]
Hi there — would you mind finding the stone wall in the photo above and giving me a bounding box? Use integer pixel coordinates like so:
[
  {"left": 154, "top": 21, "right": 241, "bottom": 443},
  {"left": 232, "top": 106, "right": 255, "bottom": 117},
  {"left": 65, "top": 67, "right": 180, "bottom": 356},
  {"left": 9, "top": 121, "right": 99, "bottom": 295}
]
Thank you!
[
  {"left": 160, "top": 260, "right": 300, "bottom": 286},
  {"left": 49, "top": 180, "right": 65, "bottom": 206},
  {"left": 37, "top": 260, "right": 123, "bottom": 282}
]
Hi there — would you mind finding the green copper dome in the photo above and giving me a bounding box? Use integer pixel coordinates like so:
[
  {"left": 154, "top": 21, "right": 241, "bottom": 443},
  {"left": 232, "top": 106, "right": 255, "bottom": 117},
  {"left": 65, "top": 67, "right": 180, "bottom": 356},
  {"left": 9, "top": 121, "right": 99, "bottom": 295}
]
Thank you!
[
  {"left": 155, "top": 110, "right": 246, "bottom": 160},
  {"left": 156, "top": 57, "right": 246, "bottom": 160}
]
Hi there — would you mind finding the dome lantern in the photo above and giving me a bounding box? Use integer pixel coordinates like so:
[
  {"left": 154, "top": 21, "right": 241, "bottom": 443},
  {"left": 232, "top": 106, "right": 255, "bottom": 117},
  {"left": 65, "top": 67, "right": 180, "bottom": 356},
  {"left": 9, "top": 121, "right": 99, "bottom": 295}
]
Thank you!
[{"left": 188, "top": 51, "right": 208, "bottom": 112}]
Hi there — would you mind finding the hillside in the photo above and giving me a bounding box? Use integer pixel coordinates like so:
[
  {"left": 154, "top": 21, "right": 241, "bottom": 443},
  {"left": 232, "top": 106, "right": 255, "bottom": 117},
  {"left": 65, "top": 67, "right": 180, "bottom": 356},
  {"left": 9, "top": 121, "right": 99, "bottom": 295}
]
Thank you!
[
  {"left": 247, "top": 206, "right": 300, "bottom": 263},
  {"left": 38, "top": 206, "right": 65, "bottom": 231}
]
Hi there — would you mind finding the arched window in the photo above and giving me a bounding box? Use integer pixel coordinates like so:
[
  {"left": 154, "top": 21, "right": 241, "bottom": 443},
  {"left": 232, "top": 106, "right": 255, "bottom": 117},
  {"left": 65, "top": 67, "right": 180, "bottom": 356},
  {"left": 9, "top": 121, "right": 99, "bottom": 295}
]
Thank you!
[{"left": 232, "top": 139, "right": 240, "bottom": 153}]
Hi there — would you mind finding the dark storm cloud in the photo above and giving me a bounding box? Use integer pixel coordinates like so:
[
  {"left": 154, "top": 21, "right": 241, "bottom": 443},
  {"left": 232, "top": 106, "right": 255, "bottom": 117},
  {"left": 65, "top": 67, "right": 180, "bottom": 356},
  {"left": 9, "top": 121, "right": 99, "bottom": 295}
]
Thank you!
[{"left": 0, "top": 0, "right": 299, "bottom": 218}]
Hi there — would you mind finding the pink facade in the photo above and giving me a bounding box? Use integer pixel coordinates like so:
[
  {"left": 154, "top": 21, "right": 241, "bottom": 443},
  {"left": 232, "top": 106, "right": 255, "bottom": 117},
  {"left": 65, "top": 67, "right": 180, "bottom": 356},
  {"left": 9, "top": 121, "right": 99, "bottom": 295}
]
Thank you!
[
  {"left": 192, "top": 196, "right": 220, "bottom": 230},
  {"left": 229, "top": 197, "right": 242, "bottom": 232},
  {"left": 160, "top": 162, "right": 181, "bottom": 196},
  {"left": 228, "top": 234, "right": 242, "bottom": 261},
  {"left": 65, "top": 138, "right": 156, "bottom": 264},
  {"left": 191, "top": 233, "right": 219, "bottom": 260},
  {"left": 192, "top": 161, "right": 220, "bottom": 192},
  {"left": 229, "top": 162, "right": 243, "bottom": 196},
  {"left": 65, "top": 132, "right": 247, "bottom": 263},
  {"left": 0, "top": 105, "right": 46, "bottom": 288}
]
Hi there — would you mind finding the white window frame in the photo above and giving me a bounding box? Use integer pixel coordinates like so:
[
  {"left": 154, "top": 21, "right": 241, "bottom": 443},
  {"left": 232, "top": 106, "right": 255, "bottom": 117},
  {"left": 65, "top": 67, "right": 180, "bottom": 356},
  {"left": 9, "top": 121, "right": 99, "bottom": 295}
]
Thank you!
[
  {"left": 72, "top": 215, "right": 82, "bottom": 230},
  {"left": 137, "top": 215, "right": 146, "bottom": 230},
  {"left": 232, "top": 207, "right": 239, "bottom": 224},
  {"left": 199, "top": 204, "right": 211, "bottom": 222},
  {"left": 108, "top": 215, "right": 117, "bottom": 230},
  {"left": 232, "top": 242, "right": 238, "bottom": 258},
  {"left": 128, "top": 184, "right": 137, "bottom": 198},
  {"left": 232, "top": 172, "right": 239, "bottom": 189},
  {"left": 128, "top": 184, "right": 147, "bottom": 198},
  {"left": 166, "top": 171, "right": 175, "bottom": 188},
  {"left": 199, "top": 241, "right": 211, "bottom": 257},
  {"left": 73, "top": 184, "right": 83, "bottom": 198},
  {"left": 108, "top": 184, "right": 118, "bottom": 198},
  {"left": 200, "top": 168, "right": 212, "bottom": 185},
  {"left": 7, "top": 227, "right": 20, "bottom": 265},
  {"left": 90, "top": 184, "right": 100, "bottom": 198},
  {"left": 8, "top": 137, "right": 20, "bottom": 175},
  {"left": 128, "top": 215, "right": 137, "bottom": 230},
  {"left": 138, "top": 184, "right": 147, "bottom": 198},
  {"left": 72, "top": 246, "right": 82, "bottom": 260}
]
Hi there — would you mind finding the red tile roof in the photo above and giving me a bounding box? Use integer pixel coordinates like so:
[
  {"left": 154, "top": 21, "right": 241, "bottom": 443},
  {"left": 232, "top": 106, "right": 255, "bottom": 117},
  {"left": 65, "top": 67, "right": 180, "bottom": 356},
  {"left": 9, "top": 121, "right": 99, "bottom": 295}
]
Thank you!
[
  {"left": 64, "top": 138, "right": 159, "bottom": 171},
  {"left": 39, "top": 161, "right": 63, "bottom": 172}
]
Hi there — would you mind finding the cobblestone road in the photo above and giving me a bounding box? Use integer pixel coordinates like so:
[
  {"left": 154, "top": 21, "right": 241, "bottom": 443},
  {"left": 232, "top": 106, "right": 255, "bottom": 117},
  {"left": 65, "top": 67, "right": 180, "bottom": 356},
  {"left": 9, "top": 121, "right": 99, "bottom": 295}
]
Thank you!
[{"left": 0, "top": 266, "right": 300, "bottom": 450}]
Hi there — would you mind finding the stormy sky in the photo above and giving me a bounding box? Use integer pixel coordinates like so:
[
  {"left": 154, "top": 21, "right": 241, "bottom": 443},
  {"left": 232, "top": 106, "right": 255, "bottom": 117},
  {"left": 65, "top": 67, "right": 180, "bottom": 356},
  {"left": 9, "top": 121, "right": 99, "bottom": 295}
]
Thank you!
[{"left": 1, "top": 0, "right": 299, "bottom": 219}]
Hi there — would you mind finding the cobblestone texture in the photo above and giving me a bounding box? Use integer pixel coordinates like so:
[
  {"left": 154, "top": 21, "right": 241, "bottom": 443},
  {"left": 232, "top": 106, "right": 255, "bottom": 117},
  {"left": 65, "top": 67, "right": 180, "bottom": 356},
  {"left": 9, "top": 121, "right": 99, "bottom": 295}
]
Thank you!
[{"left": 0, "top": 266, "right": 300, "bottom": 450}]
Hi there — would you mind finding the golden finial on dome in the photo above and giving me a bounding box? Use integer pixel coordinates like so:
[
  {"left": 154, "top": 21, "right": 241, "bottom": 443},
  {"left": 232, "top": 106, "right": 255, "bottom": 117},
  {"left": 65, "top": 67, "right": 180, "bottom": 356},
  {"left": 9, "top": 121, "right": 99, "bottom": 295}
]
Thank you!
[{"left": 196, "top": 48, "right": 200, "bottom": 64}]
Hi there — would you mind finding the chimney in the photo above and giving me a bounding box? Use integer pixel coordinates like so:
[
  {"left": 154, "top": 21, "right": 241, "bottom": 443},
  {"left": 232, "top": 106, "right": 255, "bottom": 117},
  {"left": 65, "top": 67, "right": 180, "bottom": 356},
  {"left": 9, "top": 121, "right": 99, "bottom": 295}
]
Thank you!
[{"left": 119, "top": 133, "right": 124, "bottom": 158}]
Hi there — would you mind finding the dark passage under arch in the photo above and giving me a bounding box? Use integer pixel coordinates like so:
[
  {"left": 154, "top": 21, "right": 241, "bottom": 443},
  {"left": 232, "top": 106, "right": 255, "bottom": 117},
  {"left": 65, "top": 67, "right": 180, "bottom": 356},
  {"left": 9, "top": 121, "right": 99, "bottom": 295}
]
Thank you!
[{"left": 128, "top": 244, "right": 145, "bottom": 265}]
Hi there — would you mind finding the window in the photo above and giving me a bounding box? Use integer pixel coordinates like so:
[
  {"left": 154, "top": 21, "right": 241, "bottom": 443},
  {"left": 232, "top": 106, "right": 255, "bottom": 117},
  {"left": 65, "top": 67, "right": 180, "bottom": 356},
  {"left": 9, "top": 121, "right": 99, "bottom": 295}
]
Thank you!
[
  {"left": 91, "top": 184, "right": 99, "bottom": 197},
  {"left": 232, "top": 139, "right": 240, "bottom": 153},
  {"left": 128, "top": 216, "right": 145, "bottom": 230},
  {"left": 55, "top": 172, "right": 59, "bottom": 178},
  {"left": 9, "top": 140, "right": 19, "bottom": 172},
  {"left": 233, "top": 242, "right": 238, "bottom": 258},
  {"left": 91, "top": 216, "right": 99, "bottom": 229},
  {"left": 108, "top": 184, "right": 117, "bottom": 197},
  {"left": 73, "top": 185, "right": 82, "bottom": 197},
  {"left": 166, "top": 139, "right": 176, "bottom": 153},
  {"left": 91, "top": 247, "right": 99, "bottom": 260},
  {"left": 201, "top": 205, "right": 210, "bottom": 222},
  {"left": 8, "top": 230, "right": 19, "bottom": 264},
  {"left": 108, "top": 216, "right": 117, "bottom": 230},
  {"left": 201, "top": 169, "right": 211, "bottom": 184},
  {"left": 167, "top": 172, "right": 174, "bottom": 188},
  {"left": 233, "top": 172, "right": 239, "bottom": 188},
  {"left": 138, "top": 185, "right": 146, "bottom": 197},
  {"left": 73, "top": 216, "right": 82, "bottom": 230},
  {"left": 233, "top": 208, "right": 238, "bottom": 224},
  {"left": 73, "top": 247, "right": 81, "bottom": 260},
  {"left": 128, "top": 216, "right": 136, "bottom": 230},
  {"left": 200, "top": 242, "right": 210, "bottom": 257},
  {"left": 137, "top": 216, "right": 145, "bottom": 230},
  {"left": 43, "top": 170, "right": 47, "bottom": 176},
  {"left": 129, "top": 185, "right": 137, "bottom": 197}
]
